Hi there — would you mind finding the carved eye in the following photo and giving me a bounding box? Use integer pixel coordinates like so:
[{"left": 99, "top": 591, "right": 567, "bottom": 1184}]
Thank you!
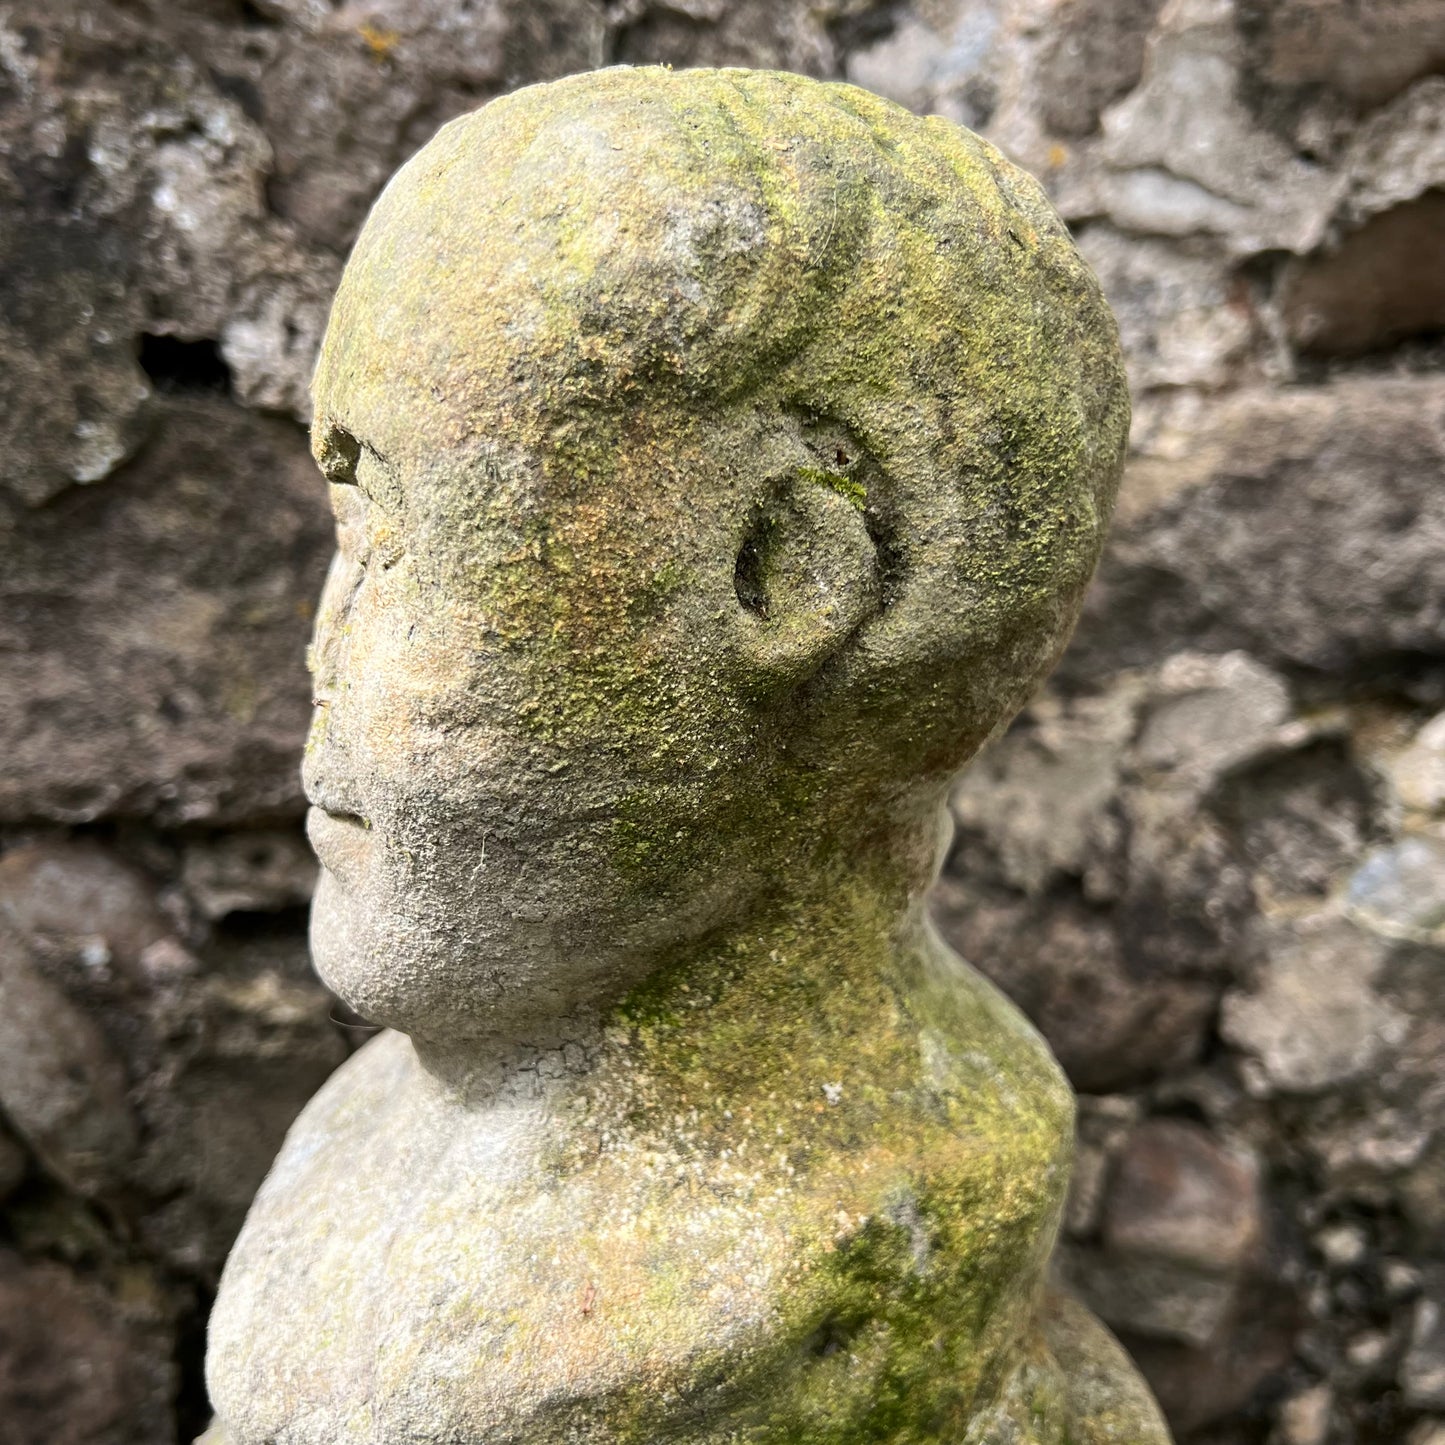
[{"left": 315, "top": 422, "right": 362, "bottom": 485}]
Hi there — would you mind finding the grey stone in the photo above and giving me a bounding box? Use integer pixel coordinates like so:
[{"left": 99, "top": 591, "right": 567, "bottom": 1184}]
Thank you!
[
  {"left": 845, "top": 2, "right": 1002, "bottom": 129},
  {"left": 1062, "top": 379, "right": 1445, "bottom": 681},
  {"left": 0, "top": 7, "right": 153, "bottom": 505},
  {"left": 1096, "top": 0, "right": 1330, "bottom": 255},
  {"left": 948, "top": 677, "right": 1140, "bottom": 896},
  {"left": 1064, "top": 1140, "right": 1112, "bottom": 1239},
  {"left": 0, "top": 1249, "right": 178, "bottom": 1445},
  {"left": 243, "top": 0, "right": 607, "bottom": 254},
  {"left": 1241, "top": 0, "right": 1445, "bottom": 109},
  {"left": 1276, "top": 1383, "right": 1332, "bottom": 1445},
  {"left": 1102, "top": 1119, "right": 1263, "bottom": 1274},
  {"left": 6, "top": 2, "right": 1442, "bottom": 1441},
  {"left": 933, "top": 874, "right": 1218, "bottom": 1092},
  {"left": 0, "top": 397, "right": 333, "bottom": 826},
  {"left": 1114, "top": 1278, "right": 1299, "bottom": 1434},
  {"left": 1063, "top": 1245, "right": 1241, "bottom": 1348},
  {"left": 1035, "top": 0, "right": 1164, "bottom": 138},
  {"left": 0, "top": 1122, "right": 27, "bottom": 1203},
  {"left": 0, "top": 841, "right": 170, "bottom": 972},
  {"left": 1212, "top": 736, "right": 1376, "bottom": 903},
  {"left": 0, "top": 921, "right": 138, "bottom": 1198},
  {"left": 1405, "top": 1271, "right": 1445, "bottom": 1411},
  {"left": 1386, "top": 711, "right": 1445, "bottom": 818},
  {"left": 1076, "top": 225, "right": 1253, "bottom": 391},
  {"left": 1346, "top": 836, "right": 1445, "bottom": 945},
  {"left": 611, "top": 0, "right": 837, "bottom": 78},
  {"left": 1331, "top": 78, "right": 1445, "bottom": 232},
  {"left": 1401, "top": 1137, "right": 1445, "bottom": 1246},
  {"left": 0, "top": 831, "right": 343, "bottom": 1274},
  {"left": 1314, "top": 1223, "right": 1368, "bottom": 1270},
  {"left": 1221, "top": 915, "right": 1408, "bottom": 1094},
  {"left": 1133, "top": 651, "right": 1291, "bottom": 786}
]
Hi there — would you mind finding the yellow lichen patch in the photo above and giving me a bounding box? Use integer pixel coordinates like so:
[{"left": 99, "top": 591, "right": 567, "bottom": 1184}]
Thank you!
[{"left": 356, "top": 22, "right": 399, "bottom": 62}]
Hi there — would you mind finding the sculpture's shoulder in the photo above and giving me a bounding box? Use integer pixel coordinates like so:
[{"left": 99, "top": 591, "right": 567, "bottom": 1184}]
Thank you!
[
  {"left": 207, "top": 933, "right": 1096, "bottom": 1445},
  {"left": 205, "top": 1031, "right": 545, "bottom": 1444}
]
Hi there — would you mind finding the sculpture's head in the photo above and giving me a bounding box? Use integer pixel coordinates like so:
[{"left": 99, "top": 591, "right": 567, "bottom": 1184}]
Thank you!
[{"left": 303, "top": 66, "right": 1128, "bottom": 1046}]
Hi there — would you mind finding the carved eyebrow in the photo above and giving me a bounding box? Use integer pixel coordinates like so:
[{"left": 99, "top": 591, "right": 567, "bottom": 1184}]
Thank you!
[
  {"left": 315, "top": 423, "right": 399, "bottom": 512},
  {"left": 315, "top": 421, "right": 362, "bottom": 485}
]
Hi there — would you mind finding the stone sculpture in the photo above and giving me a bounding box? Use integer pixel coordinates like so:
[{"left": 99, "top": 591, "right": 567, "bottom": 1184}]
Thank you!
[{"left": 203, "top": 65, "right": 1170, "bottom": 1444}]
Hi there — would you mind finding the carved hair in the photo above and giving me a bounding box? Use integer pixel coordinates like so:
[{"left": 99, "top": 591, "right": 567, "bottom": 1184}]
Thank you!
[{"left": 315, "top": 67, "right": 1128, "bottom": 794}]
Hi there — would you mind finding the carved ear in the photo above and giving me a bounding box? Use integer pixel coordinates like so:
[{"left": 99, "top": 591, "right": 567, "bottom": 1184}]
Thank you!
[{"left": 733, "top": 475, "right": 881, "bottom": 683}]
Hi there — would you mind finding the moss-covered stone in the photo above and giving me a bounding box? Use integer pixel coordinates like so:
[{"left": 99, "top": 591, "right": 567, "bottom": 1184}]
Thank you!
[{"left": 204, "top": 65, "right": 1165, "bottom": 1445}]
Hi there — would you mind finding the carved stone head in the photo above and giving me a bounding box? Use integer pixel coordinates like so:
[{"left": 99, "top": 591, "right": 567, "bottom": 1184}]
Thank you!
[{"left": 301, "top": 67, "right": 1127, "bottom": 1047}]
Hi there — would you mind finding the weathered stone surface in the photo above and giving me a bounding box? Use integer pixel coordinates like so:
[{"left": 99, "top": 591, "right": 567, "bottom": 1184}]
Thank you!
[
  {"left": 1405, "top": 1270, "right": 1445, "bottom": 1411},
  {"left": 1035, "top": 0, "right": 1165, "bottom": 138},
  {"left": 1093, "top": 0, "right": 1329, "bottom": 255},
  {"left": 205, "top": 65, "right": 1163, "bottom": 1445},
  {"left": 1240, "top": 0, "right": 1445, "bottom": 109},
  {"left": 1346, "top": 836, "right": 1445, "bottom": 945},
  {"left": 1275, "top": 1383, "right": 1332, "bottom": 1445},
  {"left": 0, "top": 398, "right": 333, "bottom": 825},
  {"left": 0, "top": 1249, "right": 178, "bottom": 1445},
  {"left": 1402, "top": 1137, "right": 1445, "bottom": 1247},
  {"left": 1064, "top": 1246, "right": 1241, "bottom": 1349},
  {"left": 0, "top": 1121, "right": 27, "bottom": 1203},
  {"left": 0, "top": 0, "right": 331, "bottom": 483},
  {"left": 1213, "top": 738, "right": 1376, "bottom": 902},
  {"left": 0, "top": 920, "right": 138, "bottom": 1198},
  {"left": 180, "top": 831, "right": 317, "bottom": 920},
  {"left": 0, "top": 835, "right": 347, "bottom": 1279},
  {"left": 947, "top": 678, "right": 1140, "bottom": 898},
  {"left": 1117, "top": 1285, "right": 1298, "bottom": 1436},
  {"left": 933, "top": 876, "right": 1217, "bottom": 1092},
  {"left": 1040, "top": 1290, "right": 1174, "bottom": 1444},
  {"left": 935, "top": 653, "right": 1306, "bottom": 1093},
  {"left": 1102, "top": 1120, "right": 1262, "bottom": 1272},
  {"left": 131, "top": 926, "right": 347, "bottom": 1277},
  {"left": 1330, "top": 79, "right": 1445, "bottom": 231},
  {"left": 231, "top": 0, "right": 607, "bottom": 254},
  {"left": 1062, "top": 379, "right": 1445, "bottom": 681},
  {"left": 0, "top": 840, "right": 170, "bottom": 971},
  {"left": 1062, "top": 1120, "right": 1263, "bottom": 1351},
  {"left": 1280, "top": 191, "right": 1445, "bottom": 357},
  {"left": 612, "top": 0, "right": 838, "bottom": 75},
  {"left": 1221, "top": 915, "right": 1407, "bottom": 1095},
  {"left": 843, "top": 1, "right": 1002, "bottom": 130},
  {"left": 1386, "top": 711, "right": 1445, "bottom": 817},
  {"left": 1076, "top": 225, "right": 1254, "bottom": 391}
]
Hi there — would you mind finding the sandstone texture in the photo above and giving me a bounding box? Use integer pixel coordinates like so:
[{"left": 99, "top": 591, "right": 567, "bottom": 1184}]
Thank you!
[{"left": 0, "top": 2, "right": 1442, "bottom": 1443}]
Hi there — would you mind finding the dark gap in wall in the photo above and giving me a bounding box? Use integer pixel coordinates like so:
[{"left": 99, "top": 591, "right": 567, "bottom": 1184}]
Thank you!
[
  {"left": 138, "top": 334, "right": 233, "bottom": 396},
  {"left": 207, "top": 66, "right": 265, "bottom": 123},
  {"left": 826, "top": 0, "right": 906, "bottom": 57},
  {"left": 172, "top": 1282, "right": 214, "bottom": 1444}
]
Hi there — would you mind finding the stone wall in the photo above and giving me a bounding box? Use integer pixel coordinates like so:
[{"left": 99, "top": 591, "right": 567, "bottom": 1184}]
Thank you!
[{"left": 0, "top": 3, "right": 1440, "bottom": 1442}]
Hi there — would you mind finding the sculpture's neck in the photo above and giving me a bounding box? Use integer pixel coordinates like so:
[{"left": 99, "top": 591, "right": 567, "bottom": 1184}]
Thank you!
[{"left": 408, "top": 829, "right": 944, "bottom": 1107}]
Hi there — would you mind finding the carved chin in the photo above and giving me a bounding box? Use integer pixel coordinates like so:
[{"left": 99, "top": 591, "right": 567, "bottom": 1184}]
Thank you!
[
  {"left": 307, "top": 867, "right": 486, "bottom": 1038},
  {"left": 307, "top": 866, "right": 365, "bottom": 1010}
]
